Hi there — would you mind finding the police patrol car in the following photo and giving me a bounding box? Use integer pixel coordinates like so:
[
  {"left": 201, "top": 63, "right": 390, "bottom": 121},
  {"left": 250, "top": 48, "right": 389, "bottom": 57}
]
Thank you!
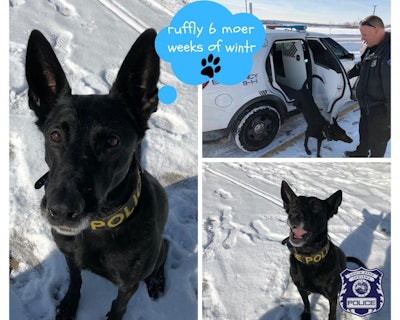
[{"left": 202, "top": 26, "right": 357, "bottom": 152}]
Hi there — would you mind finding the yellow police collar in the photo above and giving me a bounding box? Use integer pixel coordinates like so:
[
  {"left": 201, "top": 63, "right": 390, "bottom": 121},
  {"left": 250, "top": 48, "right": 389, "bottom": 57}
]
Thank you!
[
  {"left": 293, "top": 241, "right": 330, "bottom": 264},
  {"left": 90, "top": 168, "right": 142, "bottom": 230}
]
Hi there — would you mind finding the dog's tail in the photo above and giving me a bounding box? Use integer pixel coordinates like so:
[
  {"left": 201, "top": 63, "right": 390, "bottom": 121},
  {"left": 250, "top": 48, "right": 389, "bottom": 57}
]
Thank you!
[{"left": 346, "top": 256, "right": 367, "bottom": 268}]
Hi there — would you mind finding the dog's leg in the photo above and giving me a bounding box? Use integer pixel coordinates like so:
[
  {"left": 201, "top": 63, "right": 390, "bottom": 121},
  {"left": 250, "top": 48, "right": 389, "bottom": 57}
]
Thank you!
[
  {"left": 145, "top": 239, "right": 169, "bottom": 299},
  {"left": 105, "top": 240, "right": 169, "bottom": 320},
  {"left": 316, "top": 138, "right": 322, "bottom": 157},
  {"left": 56, "top": 258, "right": 82, "bottom": 320},
  {"left": 304, "top": 132, "right": 312, "bottom": 155},
  {"left": 328, "top": 297, "right": 338, "bottom": 320},
  {"left": 107, "top": 284, "right": 140, "bottom": 320},
  {"left": 298, "top": 288, "right": 311, "bottom": 320}
]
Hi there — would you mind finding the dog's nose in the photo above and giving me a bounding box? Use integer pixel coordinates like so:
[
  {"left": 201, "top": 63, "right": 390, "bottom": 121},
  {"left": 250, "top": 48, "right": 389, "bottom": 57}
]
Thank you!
[
  {"left": 46, "top": 189, "right": 85, "bottom": 222},
  {"left": 49, "top": 207, "right": 81, "bottom": 221},
  {"left": 288, "top": 211, "right": 303, "bottom": 225}
]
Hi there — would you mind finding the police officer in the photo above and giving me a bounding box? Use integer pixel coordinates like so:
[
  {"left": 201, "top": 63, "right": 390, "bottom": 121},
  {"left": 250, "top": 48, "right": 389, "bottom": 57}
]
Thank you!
[{"left": 345, "top": 15, "right": 390, "bottom": 157}]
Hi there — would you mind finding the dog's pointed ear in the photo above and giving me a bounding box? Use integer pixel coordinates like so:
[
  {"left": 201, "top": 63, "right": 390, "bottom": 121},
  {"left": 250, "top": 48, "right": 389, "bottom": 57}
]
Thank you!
[
  {"left": 281, "top": 180, "right": 297, "bottom": 210},
  {"left": 109, "top": 29, "right": 160, "bottom": 136},
  {"left": 26, "top": 30, "right": 71, "bottom": 126},
  {"left": 326, "top": 190, "right": 342, "bottom": 218}
]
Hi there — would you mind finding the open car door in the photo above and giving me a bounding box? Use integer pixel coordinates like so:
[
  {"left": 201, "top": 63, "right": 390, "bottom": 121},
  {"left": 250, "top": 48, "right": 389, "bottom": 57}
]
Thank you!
[{"left": 306, "top": 38, "right": 353, "bottom": 121}]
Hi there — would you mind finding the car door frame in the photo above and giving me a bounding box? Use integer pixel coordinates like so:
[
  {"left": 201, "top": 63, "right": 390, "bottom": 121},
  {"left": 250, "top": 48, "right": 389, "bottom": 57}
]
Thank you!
[{"left": 305, "top": 36, "right": 353, "bottom": 120}]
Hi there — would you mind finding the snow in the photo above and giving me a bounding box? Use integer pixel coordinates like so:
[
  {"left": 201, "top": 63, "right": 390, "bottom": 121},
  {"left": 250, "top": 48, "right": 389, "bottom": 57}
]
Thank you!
[
  {"left": 9, "top": 0, "right": 197, "bottom": 319},
  {"left": 202, "top": 162, "right": 390, "bottom": 320},
  {"left": 307, "top": 27, "right": 361, "bottom": 36}
]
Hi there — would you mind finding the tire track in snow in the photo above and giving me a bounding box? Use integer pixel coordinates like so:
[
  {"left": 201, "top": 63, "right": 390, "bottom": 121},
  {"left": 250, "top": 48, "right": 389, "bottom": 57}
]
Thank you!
[
  {"left": 205, "top": 166, "right": 283, "bottom": 208},
  {"left": 95, "top": 0, "right": 150, "bottom": 33},
  {"left": 138, "top": 0, "right": 175, "bottom": 17}
]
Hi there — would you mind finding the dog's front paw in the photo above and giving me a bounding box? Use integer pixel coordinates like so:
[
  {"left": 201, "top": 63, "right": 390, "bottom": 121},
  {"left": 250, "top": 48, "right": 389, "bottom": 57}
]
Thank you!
[
  {"left": 145, "top": 240, "right": 169, "bottom": 300},
  {"left": 301, "top": 311, "right": 311, "bottom": 320},
  {"left": 55, "top": 294, "right": 79, "bottom": 320},
  {"left": 145, "top": 270, "right": 166, "bottom": 300},
  {"left": 56, "top": 304, "right": 77, "bottom": 320},
  {"left": 106, "top": 300, "right": 125, "bottom": 320},
  {"left": 106, "top": 311, "right": 123, "bottom": 320}
]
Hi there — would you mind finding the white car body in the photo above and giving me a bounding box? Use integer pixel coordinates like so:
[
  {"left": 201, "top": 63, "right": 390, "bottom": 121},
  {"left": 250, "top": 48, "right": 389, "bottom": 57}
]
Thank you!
[{"left": 203, "top": 28, "right": 357, "bottom": 152}]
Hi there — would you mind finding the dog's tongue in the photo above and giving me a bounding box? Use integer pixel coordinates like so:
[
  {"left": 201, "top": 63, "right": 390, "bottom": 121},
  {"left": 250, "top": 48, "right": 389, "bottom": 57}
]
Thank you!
[{"left": 292, "top": 227, "right": 308, "bottom": 239}]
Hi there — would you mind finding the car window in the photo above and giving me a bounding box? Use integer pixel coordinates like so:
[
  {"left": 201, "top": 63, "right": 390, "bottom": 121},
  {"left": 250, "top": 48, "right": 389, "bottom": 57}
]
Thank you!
[
  {"left": 271, "top": 41, "right": 300, "bottom": 77},
  {"left": 272, "top": 43, "right": 285, "bottom": 77},
  {"left": 322, "top": 37, "right": 349, "bottom": 59},
  {"left": 307, "top": 39, "right": 341, "bottom": 73}
]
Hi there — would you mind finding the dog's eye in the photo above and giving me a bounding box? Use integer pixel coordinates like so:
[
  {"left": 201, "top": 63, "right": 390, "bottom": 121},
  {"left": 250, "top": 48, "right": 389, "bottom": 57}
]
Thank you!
[
  {"left": 310, "top": 201, "right": 321, "bottom": 212},
  {"left": 50, "top": 130, "right": 63, "bottom": 143},
  {"left": 107, "top": 135, "right": 120, "bottom": 148}
]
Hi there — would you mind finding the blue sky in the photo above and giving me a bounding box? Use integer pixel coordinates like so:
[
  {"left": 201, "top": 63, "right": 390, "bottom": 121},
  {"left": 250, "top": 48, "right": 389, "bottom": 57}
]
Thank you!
[{"left": 213, "top": 0, "right": 391, "bottom": 25}]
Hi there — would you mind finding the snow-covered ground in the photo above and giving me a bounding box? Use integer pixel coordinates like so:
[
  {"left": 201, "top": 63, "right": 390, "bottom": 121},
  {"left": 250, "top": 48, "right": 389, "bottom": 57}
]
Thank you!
[
  {"left": 202, "top": 162, "right": 390, "bottom": 320},
  {"left": 9, "top": 1, "right": 197, "bottom": 319}
]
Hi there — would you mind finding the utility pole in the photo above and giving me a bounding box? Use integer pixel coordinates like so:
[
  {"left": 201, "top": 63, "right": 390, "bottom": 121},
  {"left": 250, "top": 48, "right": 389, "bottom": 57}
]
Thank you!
[
  {"left": 373, "top": 5, "right": 377, "bottom": 14},
  {"left": 245, "top": 0, "right": 248, "bottom": 13}
]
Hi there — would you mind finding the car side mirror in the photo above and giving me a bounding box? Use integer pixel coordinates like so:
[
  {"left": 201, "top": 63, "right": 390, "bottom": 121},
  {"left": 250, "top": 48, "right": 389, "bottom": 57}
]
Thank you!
[{"left": 344, "top": 52, "right": 355, "bottom": 60}]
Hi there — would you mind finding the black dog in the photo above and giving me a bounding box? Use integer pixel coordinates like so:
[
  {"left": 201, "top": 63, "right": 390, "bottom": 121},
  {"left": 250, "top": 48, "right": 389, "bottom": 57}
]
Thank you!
[
  {"left": 281, "top": 181, "right": 365, "bottom": 320},
  {"left": 26, "top": 29, "right": 169, "bottom": 320},
  {"left": 295, "top": 81, "right": 353, "bottom": 157}
]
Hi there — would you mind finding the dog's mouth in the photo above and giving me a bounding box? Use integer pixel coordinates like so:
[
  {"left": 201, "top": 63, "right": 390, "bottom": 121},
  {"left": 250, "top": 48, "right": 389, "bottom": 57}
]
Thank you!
[
  {"left": 51, "top": 220, "right": 90, "bottom": 236},
  {"left": 289, "top": 227, "right": 310, "bottom": 247},
  {"left": 292, "top": 227, "right": 308, "bottom": 239}
]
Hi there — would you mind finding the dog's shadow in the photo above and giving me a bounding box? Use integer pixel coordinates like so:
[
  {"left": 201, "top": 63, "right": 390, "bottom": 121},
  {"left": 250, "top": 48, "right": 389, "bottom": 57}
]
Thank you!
[
  {"left": 340, "top": 209, "right": 389, "bottom": 265},
  {"left": 339, "top": 209, "right": 391, "bottom": 320}
]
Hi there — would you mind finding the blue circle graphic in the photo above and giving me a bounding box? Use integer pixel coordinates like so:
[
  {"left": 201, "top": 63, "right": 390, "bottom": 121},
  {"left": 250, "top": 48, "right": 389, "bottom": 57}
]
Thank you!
[{"left": 158, "top": 86, "right": 177, "bottom": 104}]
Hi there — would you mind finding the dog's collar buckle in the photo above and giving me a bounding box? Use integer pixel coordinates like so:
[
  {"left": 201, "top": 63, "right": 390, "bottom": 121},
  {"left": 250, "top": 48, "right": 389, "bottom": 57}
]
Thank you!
[
  {"left": 90, "top": 168, "right": 142, "bottom": 230},
  {"left": 293, "top": 241, "right": 330, "bottom": 265}
]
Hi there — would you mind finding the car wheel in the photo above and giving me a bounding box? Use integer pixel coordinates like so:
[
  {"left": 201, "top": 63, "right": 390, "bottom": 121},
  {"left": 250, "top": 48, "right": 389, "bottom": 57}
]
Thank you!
[{"left": 234, "top": 105, "right": 281, "bottom": 152}]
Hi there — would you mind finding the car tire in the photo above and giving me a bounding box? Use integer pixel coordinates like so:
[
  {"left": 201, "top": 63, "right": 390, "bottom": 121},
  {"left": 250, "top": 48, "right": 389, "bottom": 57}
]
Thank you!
[{"left": 233, "top": 105, "right": 281, "bottom": 152}]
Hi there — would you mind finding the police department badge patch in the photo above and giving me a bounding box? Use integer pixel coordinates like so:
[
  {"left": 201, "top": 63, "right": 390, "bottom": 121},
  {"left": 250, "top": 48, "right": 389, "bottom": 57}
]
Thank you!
[{"left": 340, "top": 267, "right": 384, "bottom": 317}]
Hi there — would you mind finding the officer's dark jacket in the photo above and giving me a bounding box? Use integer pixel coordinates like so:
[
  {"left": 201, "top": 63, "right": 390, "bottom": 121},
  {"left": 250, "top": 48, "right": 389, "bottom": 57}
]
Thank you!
[{"left": 348, "top": 32, "right": 390, "bottom": 114}]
